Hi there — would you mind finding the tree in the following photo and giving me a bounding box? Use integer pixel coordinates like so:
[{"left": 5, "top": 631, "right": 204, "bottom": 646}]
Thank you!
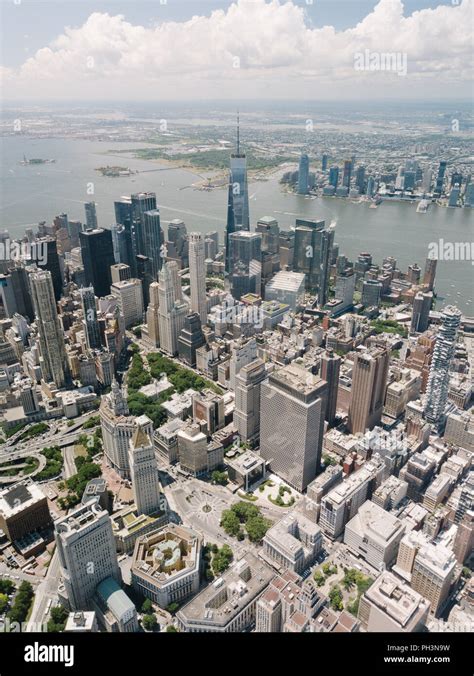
[
  {"left": 142, "top": 614, "right": 157, "bottom": 631},
  {"left": 0, "top": 593, "right": 8, "bottom": 614},
  {"left": 220, "top": 509, "right": 242, "bottom": 537},
  {"left": 0, "top": 579, "right": 15, "bottom": 595},
  {"left": 7, "top": 581, "right": 34, "bottom": 624},
  {"left": 141, "top": 598, "right": 153, "bottom": 614},
  {"left": 166, "top": 625, "right": 178, "bottom": 633},
  {"left": 166, "top": 602, "right": 179, "bottom": 615},
  {"left": 245, "top": 515, "right": 271, "bottom": 543},
  {"left": 211, "top": 470, "right": 228, "bottom": 486},
  {"left": 212, "top": 545, "right": 234, "bottom": 574},
  {"left": 329, "top": 586, "right": 343, "bottom": 612},
  {"left": 47, "top": 606, "right": 69, "bottom": 632}
]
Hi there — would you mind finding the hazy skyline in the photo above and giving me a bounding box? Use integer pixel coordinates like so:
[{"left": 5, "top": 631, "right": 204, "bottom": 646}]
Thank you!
[{"left": 1, "top": 0, "right": 472, "bottom": 102}]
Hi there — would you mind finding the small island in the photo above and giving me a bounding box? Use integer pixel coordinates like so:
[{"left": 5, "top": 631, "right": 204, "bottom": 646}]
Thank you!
[{"left": 95, "top": 165, "right": 136, "bottom": 177}]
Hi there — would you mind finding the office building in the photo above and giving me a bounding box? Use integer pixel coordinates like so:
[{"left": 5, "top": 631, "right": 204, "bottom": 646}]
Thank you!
[
  {"left": 344, "top": 500, "right": 405, "bottom": 570},
  {"left": 94, "top": 576, "right": 138, "bottom": 633},
  {"left": 79, "top": 228, "right": 115, "bottom": 298},
  {"left": 434, "top": 161, "right": 447, "bottom": 195},
  {"left": 297, "top": 153, "right": 310, "bottom": 194},
  {"left": 358, "top": 572, "right": 429, "bottom": 632},
  {"left": 260, "top": 363, "right": 327, "bottom": 491},
  {"left": 145, "top": 281, "right": 160, "bottom": 348},
  {"left": 0, "top": 479, "right": 51, "bottom": 542},
  {"left": 128, "top": 425, "right": 161, "bottom": 517},
  {"left": 423, "top": 257, "right": 437, "bottom": 291},
  {"left": 411, "top": 542, "right": 456, "bottom": 616},
  {"left": 176, "top": 553, "right": 274, "bottom": 633},
  {"left": 293, "top": 219, "right": 334, "bottom": 305},
  {"left": 348, "top": 345, "right": 389, "bottom": 434},
  {"left": 142, "top": 209, "right": 162, "bottom": 279},
  {"left": 225, "top": 115, "right": 250, "bottom": 273},
  {"left": 84, "top": 201, "right": 98, "bottom": 229},
  {"left": 256, "top": 217, "right": 279, "bottom": 254},
  {"left": 328, "top": 166, "right": 339, "bottom": 187},
  {"left": 361, "top": 279, "right": 382, "bottom": 308},
  {"left": 131, "top": 192, "right": 157, "bottom": 256},
  {"left": 371, "top": 475, "right": 408, "bottom": 510},
  {"left": 100, "top": 379, "right": 153, "bottom": 477},
  {"left": 131, "top": 524, "right": 202, "bottom": 608},
  {"left": 188, "top": 232, "right": 208, "bottom": 324},
  {"left": 55, "top": 500, "right": 121, "bottom": 611},
  {"left": 234, "top": 358, "right": 266, "bottom": 444},
  {"left": 111, "top": 278, "right": 143, "bottom": 329},
  {"left": 319, "top": 454, "right": 385, "bottom": 538},
  {"left": 110, "top": 263, "right": 131, "bottom": 284},
  {"left": 226, "top": 450, "right": 266, "bottom": 491},
  {"left": 320, "top": 349, "right": 341, "bottom": 426},
  {"left": 411, "top": 291, "right": 432, "bottom": 334},
  {"left": 177, "top": 312, "right": 206, "bottom": 367},
  {"left": 158, "top": 261, "right": 188, "bottom": 356},
  {"left": 36, "top": 236, "right": 63, "bottom": 301},
  {"left": 342, "top": 160, "right": 352, "bottom": 188},
  {"left": 177, "top": 423, "right": 209, "bottom": 477},
  {"left": 453, "top": 512, "right": 474, "bottom": 565},
  {"left": 399, "top": 451, "right": 436, "bottom": 502},
  {"left": 264, "top": 270, "right": 305, "bottom": 311},
  {"left": 262, "top": 512, "right": 323, "bottom": 575},
  {"left": 30, "top": 270, "right": 70, "bottom": 388},
  {"left": 423, "top": 305, "right": 461, "bottom": 426},
  {"left": 79, "top": 286, "right": 101, "bottom": 350},
  {"left": 334, "top": 268, "right": 356, "bottom": 313}
]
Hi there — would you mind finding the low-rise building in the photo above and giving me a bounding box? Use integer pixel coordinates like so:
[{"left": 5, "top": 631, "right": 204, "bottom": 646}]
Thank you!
[{"left": 262, "top": 512, "right": 323, "bottom": 575}]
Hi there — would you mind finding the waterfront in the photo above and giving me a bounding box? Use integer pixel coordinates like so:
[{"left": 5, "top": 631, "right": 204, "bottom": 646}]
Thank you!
[{"left": 1, "top": 137, "right": 473, "bottom": 313}]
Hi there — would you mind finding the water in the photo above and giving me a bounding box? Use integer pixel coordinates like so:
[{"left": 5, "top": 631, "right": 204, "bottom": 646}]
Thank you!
[{"left": 1, "top": 137, "right": 473, "bottom": 313}]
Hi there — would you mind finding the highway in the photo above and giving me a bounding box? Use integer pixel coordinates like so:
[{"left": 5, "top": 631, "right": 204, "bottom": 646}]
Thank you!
[{"left": 25, "top": 549, "right": 60, "bottom": 632}]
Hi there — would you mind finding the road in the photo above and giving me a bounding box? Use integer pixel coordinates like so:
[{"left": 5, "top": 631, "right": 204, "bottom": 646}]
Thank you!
[
  {"left": 62, "top": 445, "right": 78, "bottom": 480},
  {"left": 26, "top": 549, "right": 60, "bottom": 632}
]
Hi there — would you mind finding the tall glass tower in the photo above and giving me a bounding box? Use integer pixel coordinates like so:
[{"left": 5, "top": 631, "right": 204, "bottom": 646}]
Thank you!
[
  {"left": 297, "top": 153, "right": 310, "bottom": 194},
  {"left": 225, "top": 113, "right": 250, "bottom": 274},
  {"left": 423, "top": 305, "right": 461, "bottom": 426}
]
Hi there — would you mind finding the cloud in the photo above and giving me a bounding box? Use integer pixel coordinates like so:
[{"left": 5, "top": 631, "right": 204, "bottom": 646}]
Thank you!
[{"left": 2, "top": 0, "right": 472, "bottom": 100}]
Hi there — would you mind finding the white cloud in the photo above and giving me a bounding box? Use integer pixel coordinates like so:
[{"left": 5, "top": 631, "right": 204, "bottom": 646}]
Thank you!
[{"left": 2, "top": 0, "right": 472, "bottom": 99}]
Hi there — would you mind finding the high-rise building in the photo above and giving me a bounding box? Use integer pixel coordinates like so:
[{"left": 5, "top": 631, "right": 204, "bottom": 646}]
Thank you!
[
  {"left": 260, "top": 364, "right": 327, "bottom": 491},
  {"left": 177, "top": 312, "right": 206, "bottom": 367},
  {"left": 411, "top": 291, "right": 432, "bottom": 334},
  {"left": 188, "top": 232, "right": 207, "bottom": 325},
  {"left": 158, "top": 261, "right": 188, "bottom": 356},
  {"left": 228, "top": 231, "right": 262, "bottom": 300},
  {"left": 321, "top": 154, "right": 328, "bottom": 172},
  {"left": 234, "top": 358, "right": 266, "bottom": 444},
  {"left": 320, "top": 349, "right": 341, "bottom": 426},
  {"left": 225, "top": 114, "right": 250, "bottom": 273},
  {"left": 79, "top": 286, "right": 101, "bottom": 350},
  {"left": 355, "top": 165, "right": 366, "bottom": 192},
  {"left": 110, "top": 263, "right": 131, "bottom": 285},
  {"left": 111, "top": 278, "right": 143, "bottom": 328},
  {"left": 453, "top": 511, "right": 474, "bottom": 565},
  {"left": 167, "top": 219, "right": 188, "bottom": 266},
  {"left": 434, "top": 161, "right": 447, "bottom": 196},
  {"left": 256, "top": 217, "right": 279, "bottom": 254},
  {"left": 30, "top": 270, "right": 70, "bottom": 388},
  {"left": 128, "top": 425, "right": 161, "bottom": 516},
  {"left": 293, "top": 219, "right": 334, "bottom": 305},
  {"left": 36, "top": 236, "right": 63, "bottom": 301},
  {"left": 361, "top": 279, "right": 382, "bottom": 308},
  {"left": 297, "top": 153, "right": 310, "bottom": 194},
  {"left": 143, "top": 209, "right": 162, "bottom": 279},
  {"left": 146, "top": 281, "right": 160, "bottom": 348},
  {"left": 131, "top": 192, "right": 157, "bottom": 256},
  {"left": 342, "top": 160, "right": 352, "bottom": 188},
  {"left": 399, "top": 451, "right": 436, "bottom": 502},
  {"left": 423, "top": 257, "right": 437, "bottom": 291},
  {"left": 55, "top": 500, "right": 121, "bottom": 611},
  {"left": 423, "top": 305, "right": 461, "bottom": 426},
  {"left": 348, "top": 345, "right": 390, "bottom": 434},
  {"left": 79, "top": 228, "right": 115, "bottom": 298},
  {"left": 328, "top": 166, "right": 339, "bottom": 187},
  {"left": 411, "top": 542, "right": 456, "bottom": 617},
  {"left": 100, "top": 379, "right": 153, "bottom": 477},
  {"left": 334, "top": 268, "right": 356, "bottom": 312},
  {"left": 84, "top": 201, "right": 98, "bottom": 230}
]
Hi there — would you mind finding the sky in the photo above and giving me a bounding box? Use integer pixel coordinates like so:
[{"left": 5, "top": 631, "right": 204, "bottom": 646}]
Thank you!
[{"left": 1, "top": 0, "right": 472, "bottom": 101}]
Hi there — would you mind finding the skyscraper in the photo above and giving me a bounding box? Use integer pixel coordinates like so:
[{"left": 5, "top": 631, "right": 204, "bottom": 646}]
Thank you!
[
  {"left": 225, "top": 114, "right": 250, "bottom": 273},
  {"left": 131, "top": 192, "right": 157, "bottom": 256},
  {"left": 434, "top": 161, "right": 447, "bottom": 196},
  {"left": 423, "top": 257, "right": 437, "bottom": 291},
  {"left": 423, "top": 305, "right": 461, "bottom": 426},
  {"left": 30, "top": 270, "right": 70, "bottom": 388},
  {"left": 55, "top": 500, "right": 121, "bottom": 611},
  {"left": 177, "top": 312, "right": 206, "bottom": 367},
  {"left": 80, "top": 286, "right": 102, "bottom": 350},
  {"left": 411, "top": 291, "right": 433, "bottom": 334},
  {"left": 297, "top": 153, "right": 310, "bottom": 194},
  {"left": 329, "top": 166, "right": 339, "bottom": 187},
  {"left": 348, "top": 344, "right": 390, "bottom": 434},
  {"left": 234, "top": 358, "right": 266, "bottom": 444},
  {"left": 320, "top": 349, "right": 341, "bottom": 426},
  {"left": 228, "top": 231, "right": 262, "bottom": 300},
  {"left": 158, "top": 261, "right": 188, "bottom": 356},
  {"left": 143, "top": 209, "right": 162, "bottom": 279},
  {"left": 146, "top": 281, "right": 160, "bottom": 348},
  {"left": 79, "top": 228, "right": 115, "bottom": 298},
  {"left": 84, "top": 201, "right": 98, "bottom": 229},
  {"left": 342, "top": 160, "right": 352, "bottom": 188},
  {"left": 260, "top": 364, "right": 327, "bottom": 491},
  {"left": 188, "top": 232, "right": 207, "bottom": 325},
  {"left": 321, "top": 154, "right": 328, "bottom": 171},
  {"left": 36, "top": 236, "right": 63, "bottom": 301},
  {"left": 293, "top": 219, "right": 334, "bottom": 305},
  {"left": 111, "top": 278, "right": 143, "bottom": 328},
  {"left": 128, "top": 425, "right": 161, "bottom": 516}
]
